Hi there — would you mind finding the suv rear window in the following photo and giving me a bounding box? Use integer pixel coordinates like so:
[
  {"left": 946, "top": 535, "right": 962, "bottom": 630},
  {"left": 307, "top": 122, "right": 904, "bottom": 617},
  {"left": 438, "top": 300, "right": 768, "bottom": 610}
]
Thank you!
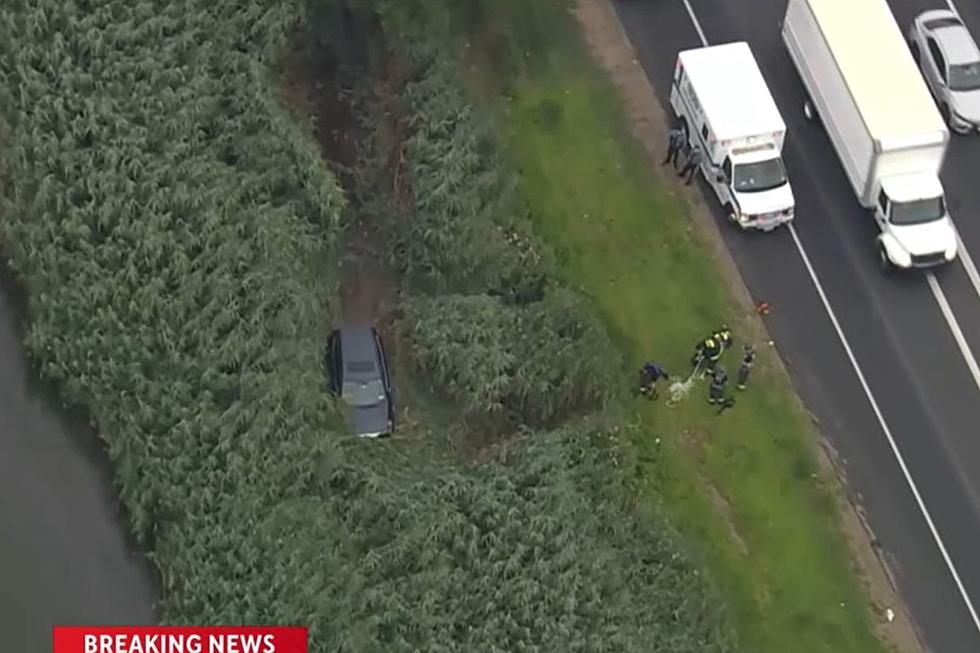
[{"left": 346, "top": 361, "right": 376, "bottom": 374}]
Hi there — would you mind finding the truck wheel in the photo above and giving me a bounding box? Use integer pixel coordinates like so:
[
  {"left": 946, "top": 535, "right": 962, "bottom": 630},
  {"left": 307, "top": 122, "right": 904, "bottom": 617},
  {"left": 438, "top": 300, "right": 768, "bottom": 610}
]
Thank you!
[
  {"left": 724, "top": 204, "right": 739, "bottom": 226},
  {"left": 877, "top": 242, "right": 893, "bottom": 273},
  {"left": 803, "top": 99, "right": 816, "bottom": 121}
]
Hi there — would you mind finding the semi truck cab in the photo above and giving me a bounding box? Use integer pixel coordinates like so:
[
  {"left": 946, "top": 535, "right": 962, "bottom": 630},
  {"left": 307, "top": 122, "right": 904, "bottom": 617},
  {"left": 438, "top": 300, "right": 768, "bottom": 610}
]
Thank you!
[{"left": 874, "top": 173, "right": 957, "bottom": 268}]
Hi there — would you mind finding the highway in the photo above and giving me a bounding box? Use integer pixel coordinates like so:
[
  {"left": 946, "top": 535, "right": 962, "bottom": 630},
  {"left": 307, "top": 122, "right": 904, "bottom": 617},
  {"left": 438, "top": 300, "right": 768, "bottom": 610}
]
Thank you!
[{"left": 613, "top": 0, "right": 980, "bottom": 650}]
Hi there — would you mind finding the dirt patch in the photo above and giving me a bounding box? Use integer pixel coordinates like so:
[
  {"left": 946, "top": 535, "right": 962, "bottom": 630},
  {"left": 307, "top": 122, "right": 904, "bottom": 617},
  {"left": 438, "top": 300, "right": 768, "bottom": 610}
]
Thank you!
[
  {"left": 338, "top": 222, "right": 400, "bottom": 327},
  {"left": 571, "top": 1, "right": 925, "bottom": 652},
  {"left": 678, "top": 427, "right": 710, "bottom": 460},
  {"left": 281, "top": 8, "right": 401, "bottom": 330},
  {"left": 703, "top": 475, "right": 749, "bottom": 557},
  {"left": 679, "top": 428, "right": 749, "bottom": 556}
]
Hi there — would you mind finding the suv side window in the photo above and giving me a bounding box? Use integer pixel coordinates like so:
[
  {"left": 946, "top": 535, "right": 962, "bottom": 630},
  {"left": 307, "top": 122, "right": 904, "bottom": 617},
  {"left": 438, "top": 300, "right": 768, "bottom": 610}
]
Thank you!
[
  {"left": 877, "top": 189, "right": 889, "bottom": 217},
  {"left": 927, "top": 38, "right": 947, "bottom": 82},
  {"left": 374, "top": 330, "right": 390, "bottom": 387}
]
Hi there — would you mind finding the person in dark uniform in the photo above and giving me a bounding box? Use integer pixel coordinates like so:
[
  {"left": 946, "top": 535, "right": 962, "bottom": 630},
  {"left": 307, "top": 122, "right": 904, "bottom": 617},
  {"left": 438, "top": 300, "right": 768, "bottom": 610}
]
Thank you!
[
  {"left": 637, "top": 362, "right": 669, "bottom": 400},
  {"left": 691, "top": 335, "right": 723, "bottom": 376},
  {"left": 737, "top": 344, "right": 757, "bottom": 390},
  {"left": 713, "top": 324, "right": 733, "bottom": 352},
  {"left": 691, "top": 335, "right": 715, "bottom": 368},
  {"left": 704, "top": 336, "right": 722, "bottom": 373},
  {"left": 716, "top": 395, "right": 737, "bottom": 414},
  {"left": 678, "top": 143, "right": 703, "bottom": 185},
  {"left": 663, "top": 125, "right": 686, "bottom": 168},
  {"left": 708, "top": 365, "right": 728, "bottom": 404}
]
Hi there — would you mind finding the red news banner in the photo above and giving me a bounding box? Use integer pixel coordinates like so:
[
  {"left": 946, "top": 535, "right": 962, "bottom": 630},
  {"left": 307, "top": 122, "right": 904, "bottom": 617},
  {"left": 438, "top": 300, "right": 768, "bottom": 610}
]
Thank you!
[{"left": 53, "top": 627, "right": 308, "bottom": 653}]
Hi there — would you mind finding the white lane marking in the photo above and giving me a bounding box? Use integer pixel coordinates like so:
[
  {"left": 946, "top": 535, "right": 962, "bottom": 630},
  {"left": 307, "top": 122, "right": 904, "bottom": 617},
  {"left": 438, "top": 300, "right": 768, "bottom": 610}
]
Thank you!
[
  {"left": 953, "top": 227, "right": 980, "bottom": 303},
  {"left": 680, "top": 0, "right": 708, "bottom": 46},
  {"left": 676, "top": 0, "right": 980, "bottom": 638},
  {"left": 787, "top": 228, "right": 980, "bottom": 637},
  {"left": 927, "top": 272, "right": 980, "bottom": 393},
  {"left": 946, "top": 0, "right": 961, "bottom": 16}
]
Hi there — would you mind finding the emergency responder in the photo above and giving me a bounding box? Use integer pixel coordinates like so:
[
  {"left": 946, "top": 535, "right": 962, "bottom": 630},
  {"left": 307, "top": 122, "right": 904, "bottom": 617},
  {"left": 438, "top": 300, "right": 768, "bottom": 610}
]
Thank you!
[
  {"left": 691, "top": 334, "right": 723, "bottom": 375},
  {"left": 690, "top": 336, "right": 708, "bottom": 369},
  {"left": 716, "top": 395, "right": 737, "bottom": 414},
  {"left": 708, "top": 365, "right": 728, "bottom": 405},
  {"left": 663, "top": 125, "right": 685, "bottom": 169},
  {"left": 713, "top": 324, "right": 733, "bottom": 352},
  {"left": 678, "top": 143, "right": 703, "bottom": 185},
  {"left": 637, "top": 362, "right": 669, "bottom": 400},
  {"left": 737, "top": 344, "right": 756, "bottom": 390}
]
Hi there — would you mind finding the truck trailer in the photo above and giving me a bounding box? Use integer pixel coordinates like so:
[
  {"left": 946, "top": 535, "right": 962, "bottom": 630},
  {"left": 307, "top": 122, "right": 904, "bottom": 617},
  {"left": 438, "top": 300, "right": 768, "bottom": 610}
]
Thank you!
[
  {"left": 782, "top": 0, "right": 958, "bottom": 269},
  {"left": 670, "top": 42, "right": 795, "bottom": 232}
]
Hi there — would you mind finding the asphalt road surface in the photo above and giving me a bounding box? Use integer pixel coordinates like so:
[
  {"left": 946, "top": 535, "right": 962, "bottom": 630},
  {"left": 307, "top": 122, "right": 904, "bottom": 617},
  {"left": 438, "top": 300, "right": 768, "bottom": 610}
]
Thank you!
[
  {"left": 0, "top": 282, "right": 155, "bottom": 651},
  {"left": 614, "top": 0, "right": 980, "bottom": 650}
]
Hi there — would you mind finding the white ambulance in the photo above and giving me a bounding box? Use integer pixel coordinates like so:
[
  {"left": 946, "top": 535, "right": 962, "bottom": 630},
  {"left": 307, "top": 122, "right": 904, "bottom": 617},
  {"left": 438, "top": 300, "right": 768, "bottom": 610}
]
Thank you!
[{"left": 670, "top": 42, "right": 795, "bottom": 231}]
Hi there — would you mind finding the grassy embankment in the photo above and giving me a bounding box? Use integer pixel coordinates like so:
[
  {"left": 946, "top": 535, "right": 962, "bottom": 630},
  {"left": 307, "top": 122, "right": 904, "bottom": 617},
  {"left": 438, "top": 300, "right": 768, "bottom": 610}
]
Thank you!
[{"left": 444, "top": 2, "right": 892, "bottom": 653}]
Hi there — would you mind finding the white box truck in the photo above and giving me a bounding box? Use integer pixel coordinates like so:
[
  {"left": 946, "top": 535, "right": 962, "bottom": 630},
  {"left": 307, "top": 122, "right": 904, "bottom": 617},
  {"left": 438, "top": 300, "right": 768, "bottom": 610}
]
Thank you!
[
  {"left": 669, "top": 42, "right": 795, "bottom": 232},
  {"left": 782, "top": 0, "right": 958, "bottom": 269}
]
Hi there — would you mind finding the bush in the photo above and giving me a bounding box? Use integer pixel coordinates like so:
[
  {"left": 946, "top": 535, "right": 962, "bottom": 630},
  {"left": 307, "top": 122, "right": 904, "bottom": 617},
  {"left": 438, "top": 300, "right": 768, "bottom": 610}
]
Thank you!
[
  {"left": 394, "top": 49, "right": 550, "bottom": 300},
  {"left": 406, "top": 290, "right": 621, "bottom": 425},
  {"left": 404, "top": 294, "right": 518, "bottom": 417},
  {"left": 313, "top": 421, "right": 734, "bottom": 653},
  {"left": 511, "top": 288, "right": 622, "bottom": 422},
  {"left": 0, "top": 0, "right": 345, "bottom": 614}
]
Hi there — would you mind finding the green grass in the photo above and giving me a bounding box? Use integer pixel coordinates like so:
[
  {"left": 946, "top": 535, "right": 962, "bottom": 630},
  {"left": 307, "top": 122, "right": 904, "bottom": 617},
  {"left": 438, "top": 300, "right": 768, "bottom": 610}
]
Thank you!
[{"left": 454, "top": 4, "right": 891, "bottom": 653}]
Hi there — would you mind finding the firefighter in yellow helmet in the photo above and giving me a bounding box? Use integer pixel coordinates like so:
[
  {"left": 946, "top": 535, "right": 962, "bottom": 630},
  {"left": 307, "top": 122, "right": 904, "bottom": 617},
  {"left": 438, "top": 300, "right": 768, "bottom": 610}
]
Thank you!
[
  {"left": 691, "top": 334, "right": 723, "bottom": 375},
  {"left": 713, "top": 324, "right": 733, "bottom": 353}
]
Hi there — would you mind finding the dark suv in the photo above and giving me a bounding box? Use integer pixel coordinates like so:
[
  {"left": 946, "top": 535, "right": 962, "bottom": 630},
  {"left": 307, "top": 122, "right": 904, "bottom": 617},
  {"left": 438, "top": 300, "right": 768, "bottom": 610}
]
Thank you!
[{"left": 325, "top": 326, "right": 395, "bottom": 438}]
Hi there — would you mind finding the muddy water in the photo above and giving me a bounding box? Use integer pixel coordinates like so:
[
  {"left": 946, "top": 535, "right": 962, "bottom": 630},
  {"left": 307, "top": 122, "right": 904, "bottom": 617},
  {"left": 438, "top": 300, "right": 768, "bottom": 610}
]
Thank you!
[{"left": 0, "top": 282, "right": 156, "bottom": 650}]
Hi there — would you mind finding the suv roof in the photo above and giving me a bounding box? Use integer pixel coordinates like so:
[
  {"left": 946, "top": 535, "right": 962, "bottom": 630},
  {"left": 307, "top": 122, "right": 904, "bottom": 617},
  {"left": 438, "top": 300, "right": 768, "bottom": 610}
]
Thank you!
[{"left": 338, "top": 326, "right": 380, "bottom": 381}]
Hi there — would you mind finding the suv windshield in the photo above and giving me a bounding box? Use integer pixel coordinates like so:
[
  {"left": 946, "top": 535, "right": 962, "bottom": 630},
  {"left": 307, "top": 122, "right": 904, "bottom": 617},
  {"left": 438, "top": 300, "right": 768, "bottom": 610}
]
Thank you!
[
  {"left": 342, "top": 379, "right": 386, "bottom": 407},
  {"left": 732, "top": 157, "right": 787, "bottom": 193},
  {"left": 949, "top": 61, "right": 980, "bottom": 92},
  {"left": 890, "top": 197, "right": 946, "bottom": 225}
]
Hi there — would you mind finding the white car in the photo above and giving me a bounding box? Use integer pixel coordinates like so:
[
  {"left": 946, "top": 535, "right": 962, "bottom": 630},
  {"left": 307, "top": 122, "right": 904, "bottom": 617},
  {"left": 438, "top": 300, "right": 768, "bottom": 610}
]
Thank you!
[{"left": 908, "top": 9, "right": 980, "bottom": 133}]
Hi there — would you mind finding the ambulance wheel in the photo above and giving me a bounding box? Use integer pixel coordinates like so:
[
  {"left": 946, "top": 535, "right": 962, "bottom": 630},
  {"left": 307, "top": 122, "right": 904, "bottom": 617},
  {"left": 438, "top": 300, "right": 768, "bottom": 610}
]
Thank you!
[
  {"left": 877, "top": 242, "right": 893, "bottom": 273},
  {"left": 803, "top": 99, "right": 816, "bottom": 121},
  {"left": 724, "top": 203, "right": 739, "bottom": 226}
]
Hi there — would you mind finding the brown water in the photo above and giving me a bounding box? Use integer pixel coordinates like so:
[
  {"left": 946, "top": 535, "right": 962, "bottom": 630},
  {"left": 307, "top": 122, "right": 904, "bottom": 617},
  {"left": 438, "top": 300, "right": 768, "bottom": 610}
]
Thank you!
[{"left": 0, "top": 281, "right": 156, "bottom": 650}]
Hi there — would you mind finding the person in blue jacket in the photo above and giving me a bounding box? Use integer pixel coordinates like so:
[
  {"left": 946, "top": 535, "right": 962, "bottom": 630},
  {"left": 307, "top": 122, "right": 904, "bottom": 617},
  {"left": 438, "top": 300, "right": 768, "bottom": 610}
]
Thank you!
[{"left": 637, "top": 362, "right": 670, "bottom": 400}]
